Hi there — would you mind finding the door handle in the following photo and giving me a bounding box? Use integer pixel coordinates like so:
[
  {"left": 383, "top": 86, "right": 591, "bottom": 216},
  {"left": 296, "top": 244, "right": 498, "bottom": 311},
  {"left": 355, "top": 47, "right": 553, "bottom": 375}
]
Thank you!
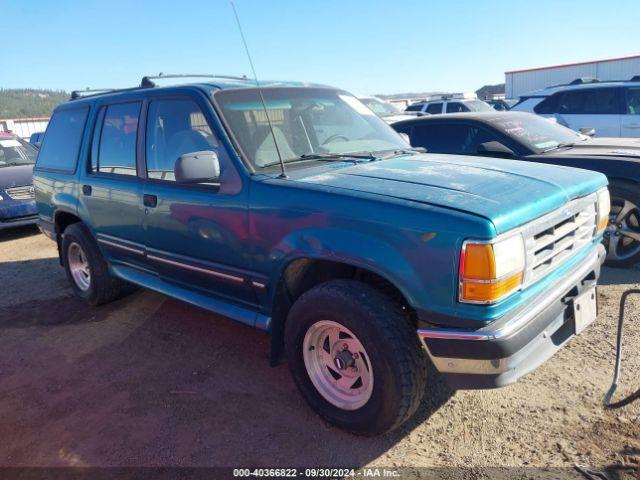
[
  {"left": 143, "top": 194, "right": 158, "bottom": 208},
  {"left": 623, "top": 123, "right": 640, "bottom": 128},
  {"left": 82, "top": 185, "right": 92, "bottom": 196}
]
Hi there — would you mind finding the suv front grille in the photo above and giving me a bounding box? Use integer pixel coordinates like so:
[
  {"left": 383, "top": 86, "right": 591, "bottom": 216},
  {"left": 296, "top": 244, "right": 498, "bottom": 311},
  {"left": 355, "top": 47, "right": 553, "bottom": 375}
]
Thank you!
[
  {"left": 521, "top": 193, "right": 598, "bottom": 287},
  {"left": 5, "top": 185, "right": 35, "bottom": 200}
]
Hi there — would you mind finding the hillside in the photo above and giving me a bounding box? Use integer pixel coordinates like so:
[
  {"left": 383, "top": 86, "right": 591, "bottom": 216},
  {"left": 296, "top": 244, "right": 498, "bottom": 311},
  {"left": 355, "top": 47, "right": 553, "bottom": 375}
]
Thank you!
[{"left": 0, "top": 89, "right": 69, "bottom": 118}]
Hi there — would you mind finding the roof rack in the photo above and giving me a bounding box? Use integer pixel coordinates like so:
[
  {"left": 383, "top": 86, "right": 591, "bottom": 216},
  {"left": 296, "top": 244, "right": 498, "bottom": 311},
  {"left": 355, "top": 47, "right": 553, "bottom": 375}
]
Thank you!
[
  {"left": 569, "top": 77, "right": 600, "bottom": 85},
  {"left": 70, "top": 88, "right": 119, "bottom": 100},
  {"left": 140, "top": 73, "right": 250, "bottom": 88}
]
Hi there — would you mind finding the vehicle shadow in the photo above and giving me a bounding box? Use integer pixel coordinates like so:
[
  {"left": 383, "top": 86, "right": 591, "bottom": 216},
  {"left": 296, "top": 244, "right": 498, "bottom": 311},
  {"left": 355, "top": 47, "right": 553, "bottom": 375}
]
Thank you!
[
  {"left": 0, "top": 258, "right": 454, "bottom": 468},
  {"left": 599, "top": 265, "right": 640, "bottom": 286},
  {"left": 0, "top": 224, "right": 40, "bottom": 242}
]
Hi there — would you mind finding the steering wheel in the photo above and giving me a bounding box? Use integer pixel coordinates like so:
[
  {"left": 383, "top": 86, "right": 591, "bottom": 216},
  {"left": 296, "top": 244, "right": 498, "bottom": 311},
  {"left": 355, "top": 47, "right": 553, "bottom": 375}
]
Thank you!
[{"left": 322, "top": 134, "right": 349, "bottom": 145}]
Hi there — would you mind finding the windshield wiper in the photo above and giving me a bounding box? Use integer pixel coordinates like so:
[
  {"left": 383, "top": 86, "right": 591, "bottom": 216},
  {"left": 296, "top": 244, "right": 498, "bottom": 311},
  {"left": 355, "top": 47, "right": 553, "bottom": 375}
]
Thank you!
[
  {"left": 299, "top": 152, "right": 377, "bottom": 161},
  {"left": 373, "top": 147, "right": 427, "bottom": 159},
  {"left": 260, "top": 152, "right": 376, "bottom": 168},
  {"left": 543, "top": 142, "right": 575, "bottom": 153}
]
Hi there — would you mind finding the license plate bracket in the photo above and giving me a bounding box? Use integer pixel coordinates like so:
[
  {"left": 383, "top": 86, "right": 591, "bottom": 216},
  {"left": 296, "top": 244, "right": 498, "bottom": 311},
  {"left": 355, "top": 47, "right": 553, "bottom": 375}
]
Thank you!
[{"left": 573, "top": 286, "right": 597, "bottom": 335}]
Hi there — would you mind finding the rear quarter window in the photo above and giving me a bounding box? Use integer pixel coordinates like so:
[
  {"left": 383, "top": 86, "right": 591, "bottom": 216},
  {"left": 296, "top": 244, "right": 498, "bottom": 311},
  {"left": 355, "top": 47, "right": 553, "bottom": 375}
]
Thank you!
[{"left": 36, "top": 107, "right": 89, "bottom": 172}]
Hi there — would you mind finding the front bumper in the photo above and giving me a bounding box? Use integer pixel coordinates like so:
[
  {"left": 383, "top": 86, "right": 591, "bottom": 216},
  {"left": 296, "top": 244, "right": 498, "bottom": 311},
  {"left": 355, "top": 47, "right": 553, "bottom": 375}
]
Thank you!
[{"left": 418, "top": 243, "right": 606, "bottom": 390}]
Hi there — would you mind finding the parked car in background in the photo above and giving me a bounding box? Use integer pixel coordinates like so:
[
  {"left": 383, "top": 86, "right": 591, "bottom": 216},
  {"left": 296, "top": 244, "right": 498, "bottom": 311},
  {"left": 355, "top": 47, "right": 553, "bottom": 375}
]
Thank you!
[
  {"left": 393, "top": 111, "right": 639, "bottom": 266},
  {"left": 35, "top": 76, "right": 608, "bottom": 435},
  {"left": 358, "top": 96, "right": 418, "bottom": 123},
  {"left": 487, "top": 99, "right": 517, "bottom": 111},
  {"left": 29, "top": 131, "right": 45, "bottom": 148},
  {"left": 405, "top": 95, "right": 494, "bottom": 115},
  {"left": 0, "top": 132, "right": 38, "bottom": 229},
  {"left": 511, "top": 77, "right": 640, "bottom": 137}
]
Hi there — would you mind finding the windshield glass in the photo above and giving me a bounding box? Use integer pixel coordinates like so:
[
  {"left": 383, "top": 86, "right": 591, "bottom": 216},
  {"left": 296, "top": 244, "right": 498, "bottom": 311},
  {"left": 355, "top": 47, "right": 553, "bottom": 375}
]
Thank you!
[
  {"left": 359, "top": 97, "right": 401, "bottom": 117},
  {"left": 214, "top": 88, "right": 407, "bottom": 169},
  {"left": 0, "top": 136, "right": 38, "bottom": 166},
  {"left": 466, "top": 100, "right": 494, "bottom": 112},
  {"left": 487, "top": 113, "right": 582, "bottom": 152}
]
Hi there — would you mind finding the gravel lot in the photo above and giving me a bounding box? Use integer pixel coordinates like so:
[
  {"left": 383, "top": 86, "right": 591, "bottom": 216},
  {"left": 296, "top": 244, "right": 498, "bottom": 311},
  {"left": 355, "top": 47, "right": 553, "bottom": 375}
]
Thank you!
[{"left": 1, "top": 226, "right": 638, "bottom": 477}]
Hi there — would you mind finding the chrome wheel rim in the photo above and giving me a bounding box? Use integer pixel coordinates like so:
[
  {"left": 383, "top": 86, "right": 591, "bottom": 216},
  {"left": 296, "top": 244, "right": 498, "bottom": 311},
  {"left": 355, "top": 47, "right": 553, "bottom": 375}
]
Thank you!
[
  {"left": 68, "top": 242, "right": 91, "bottom": 291},
  {"left": 302, "top": 320, "right": 373, "bottom": 411},
  {"left": 605, "top": 197, "right": 640, "bottom": 262}
]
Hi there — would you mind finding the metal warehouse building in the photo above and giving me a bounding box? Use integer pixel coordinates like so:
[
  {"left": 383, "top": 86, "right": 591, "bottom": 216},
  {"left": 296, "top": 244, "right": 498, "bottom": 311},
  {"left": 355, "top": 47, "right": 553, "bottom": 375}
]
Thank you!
[{"left": 505, "top": 54, "right": 640, "bottom": 99}]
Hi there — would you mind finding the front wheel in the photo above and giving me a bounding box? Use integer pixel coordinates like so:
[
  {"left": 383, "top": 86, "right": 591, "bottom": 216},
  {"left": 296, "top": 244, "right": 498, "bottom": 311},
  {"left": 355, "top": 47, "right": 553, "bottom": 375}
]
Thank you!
[
  {"left": 285, "top": 280, "right": 427, "bottom": 435},
  {"left": 604, "top": 182, "right": 640, "bottom": 268}
]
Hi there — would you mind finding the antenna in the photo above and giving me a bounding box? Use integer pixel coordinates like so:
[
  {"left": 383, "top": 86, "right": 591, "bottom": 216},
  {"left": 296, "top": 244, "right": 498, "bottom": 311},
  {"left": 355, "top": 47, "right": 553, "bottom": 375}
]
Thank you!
[{"left": 230, "top": 0, "right": 287, "bottom": 178}]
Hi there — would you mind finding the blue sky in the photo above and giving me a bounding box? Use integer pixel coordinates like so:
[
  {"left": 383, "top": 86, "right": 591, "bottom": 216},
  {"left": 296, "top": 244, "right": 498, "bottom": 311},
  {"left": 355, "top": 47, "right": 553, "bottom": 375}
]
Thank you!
[{"left": 2, "top": 0, "right": 639, "bottom": 95}]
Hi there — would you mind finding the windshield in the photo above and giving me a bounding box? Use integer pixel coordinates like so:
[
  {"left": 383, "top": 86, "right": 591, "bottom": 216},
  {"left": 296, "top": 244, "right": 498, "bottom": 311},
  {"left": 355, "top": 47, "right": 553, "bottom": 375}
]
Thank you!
[
  {"left": 487, "top": 113, "right": 583, "bottom": 152},
  {"left": 0, "top": 136, "right": 38, "bottom": 167},
  {"left": 359, "top": 97, "right": 401, "bottom": 117},
  {"left": 465, "top": 100, "right": 494, "bottom": 112},
  {"left": 214, "top": 88, "right": 407, "bottom": 169}
]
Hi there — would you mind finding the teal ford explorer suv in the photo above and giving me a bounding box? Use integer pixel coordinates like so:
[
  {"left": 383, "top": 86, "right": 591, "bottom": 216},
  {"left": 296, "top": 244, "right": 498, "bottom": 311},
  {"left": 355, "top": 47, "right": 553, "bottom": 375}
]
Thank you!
[{"left": 33, "top": 75, "right": 610, "bottom": 435}]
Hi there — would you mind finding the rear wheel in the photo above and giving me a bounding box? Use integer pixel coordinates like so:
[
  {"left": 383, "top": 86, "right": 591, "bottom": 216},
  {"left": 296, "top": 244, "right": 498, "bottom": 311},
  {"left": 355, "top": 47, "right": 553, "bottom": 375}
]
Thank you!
[
  {"left": 61, "top": 223, "right": 125, "bottom": 305},
  {"left": 285, "top": 279, "right": 427, "bottom": 435},
  {"left": 604, "top": 182, "right": 640, "bottom": 268}
]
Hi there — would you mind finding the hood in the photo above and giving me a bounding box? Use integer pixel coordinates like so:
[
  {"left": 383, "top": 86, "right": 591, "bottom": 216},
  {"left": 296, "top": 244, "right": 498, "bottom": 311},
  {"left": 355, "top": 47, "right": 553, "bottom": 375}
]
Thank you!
[
  {"left": 553, "top": 137, "right": 640, "bottom": 158},
  {"left": 0, "top": 164, "right": 34, "bottom": 190},
  {"left": 293, "top": 154, "right": 606, "bottom": 234}
]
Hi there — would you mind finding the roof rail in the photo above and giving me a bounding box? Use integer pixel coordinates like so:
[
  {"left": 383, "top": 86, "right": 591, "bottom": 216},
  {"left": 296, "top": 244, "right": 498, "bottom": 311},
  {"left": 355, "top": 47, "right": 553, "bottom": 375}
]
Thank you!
[{"left": 140, "top": 73, "right": 250, "bottom": 88}]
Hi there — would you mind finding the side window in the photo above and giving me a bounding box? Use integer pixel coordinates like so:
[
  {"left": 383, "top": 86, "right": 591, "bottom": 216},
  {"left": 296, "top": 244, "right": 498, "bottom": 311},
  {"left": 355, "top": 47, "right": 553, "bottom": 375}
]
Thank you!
[
  {"left": 459, "top": 126, "right": 495, "bottom": 154},
  {"left": 405, "top": 104, "right": 423, "bottom": 112},
  {"left": 145, "top": 98, "right": 225, "bottom": 182},
  {"left": 91, "top": 102, "right": 141, "bottom": 176},
  {"left": 425, "top": 103, "right": 443, "bottom": 114},
  {"left": 36, "top": 107, "right": 88, "bottom": 172},
  {"left": 533, "top": 94, "right": 561, "bottom": 114},
  {"left": 557, "top": 88, "right": 620, "bottom": 115},
  {"left": 446, "top": 102, "right": 468, "bottom": 113},
  {"left": 410, "top": 124, "right": 478, "bottom": 154},
  {"left": 625, "top": 88, "right": 640, "bottom": 114}
]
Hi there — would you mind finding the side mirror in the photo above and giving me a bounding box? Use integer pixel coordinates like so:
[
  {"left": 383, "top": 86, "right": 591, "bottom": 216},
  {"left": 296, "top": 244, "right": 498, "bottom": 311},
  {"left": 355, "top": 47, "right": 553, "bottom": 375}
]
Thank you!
[
  {"left": 174, "top": 151, "right": 220, "bottom": 184},
  {"left": 579, "top": 127, "right": 596, "bottom": 137},
  {"left": 477, "top": 141, "right": 515, "bottom": 159}
]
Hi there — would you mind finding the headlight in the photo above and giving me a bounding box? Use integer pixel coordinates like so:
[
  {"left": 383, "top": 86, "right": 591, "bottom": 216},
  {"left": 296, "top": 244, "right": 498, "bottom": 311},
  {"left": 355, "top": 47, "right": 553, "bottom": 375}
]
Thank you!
[
  {"left": 596, "top": 188, "right": 610, "bottom": 233},
  {"left": 459, "top": 234, "right": 525, "bottom": 304}
]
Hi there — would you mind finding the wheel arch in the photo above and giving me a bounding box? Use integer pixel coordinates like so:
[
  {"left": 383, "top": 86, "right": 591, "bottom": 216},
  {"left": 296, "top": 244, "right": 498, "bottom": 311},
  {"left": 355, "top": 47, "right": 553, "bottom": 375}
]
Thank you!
[
  {"left": 268, "top": 255, "right": 418, "bottom": 365},
  {"left": 53, "top": 210, "right": 83, "bottom": 264}
]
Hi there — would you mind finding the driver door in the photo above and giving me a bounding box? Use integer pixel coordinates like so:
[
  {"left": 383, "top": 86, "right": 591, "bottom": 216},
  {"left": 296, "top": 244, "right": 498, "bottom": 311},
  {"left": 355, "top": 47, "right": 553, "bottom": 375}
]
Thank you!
[{"left": 140, "top": 94, "right": 256, "bottom": 308}]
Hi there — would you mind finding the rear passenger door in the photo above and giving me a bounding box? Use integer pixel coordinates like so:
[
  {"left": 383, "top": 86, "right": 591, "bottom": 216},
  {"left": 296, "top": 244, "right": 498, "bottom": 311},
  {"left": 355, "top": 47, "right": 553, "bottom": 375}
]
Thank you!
[
  {"left": 140, "top": 94, "right": 255, "bottom": 308},
  {"left": 79, "top": 101, "right": 147, "bottom": 267},
  {"left": 554, "top": 88, "right": 622, "bottom": 137}
]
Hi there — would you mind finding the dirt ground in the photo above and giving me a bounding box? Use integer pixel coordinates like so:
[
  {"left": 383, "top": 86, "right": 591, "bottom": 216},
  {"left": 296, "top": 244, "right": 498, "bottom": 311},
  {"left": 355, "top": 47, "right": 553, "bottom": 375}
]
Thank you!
[{"left": 0, "top": 226, "right": 639, "bottom": 477}]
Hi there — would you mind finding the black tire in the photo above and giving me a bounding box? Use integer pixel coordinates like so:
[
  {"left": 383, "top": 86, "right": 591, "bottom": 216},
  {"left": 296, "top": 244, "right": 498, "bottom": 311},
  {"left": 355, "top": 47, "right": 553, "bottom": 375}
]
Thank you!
[
  {"left": 284, "top": 279, "right": 427, "bottom": 435},
  {"left": 604, "top": 181, "right": 640, "bottom": 268},
  {"left": 61, "top": 223, "right": 125, "bottom": 305}
]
